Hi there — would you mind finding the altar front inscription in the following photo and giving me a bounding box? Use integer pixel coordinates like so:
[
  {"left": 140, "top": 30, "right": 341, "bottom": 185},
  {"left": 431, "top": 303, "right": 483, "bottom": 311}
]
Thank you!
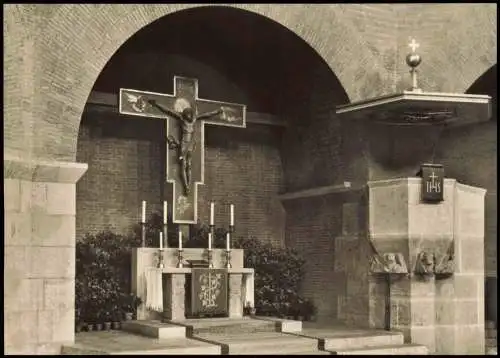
[{"left": 191, "top": 269, "right": 228, "bottom": 316}]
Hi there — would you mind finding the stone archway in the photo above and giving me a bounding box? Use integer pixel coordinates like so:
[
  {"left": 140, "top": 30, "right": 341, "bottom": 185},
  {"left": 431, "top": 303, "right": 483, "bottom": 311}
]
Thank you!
[
  {"left": 4, "top": 4, "right": 497, "bottom": 354},
  {"left": 4, "top": 4, "right": 381, "bottom": 164},
  {"left": 75, "top": 5, "right": 353, "bottom": 324}
]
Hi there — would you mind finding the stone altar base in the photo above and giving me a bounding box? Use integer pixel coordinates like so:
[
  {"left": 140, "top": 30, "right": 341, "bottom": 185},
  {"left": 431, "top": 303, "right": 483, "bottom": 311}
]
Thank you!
[{"left": 62, "top": 317, "right": 428, "bottom": 355}]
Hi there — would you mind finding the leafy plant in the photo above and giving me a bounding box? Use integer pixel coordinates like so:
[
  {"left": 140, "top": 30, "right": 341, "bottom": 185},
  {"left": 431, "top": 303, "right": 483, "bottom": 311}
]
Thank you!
[
  {"left": 76, "top": 231, "right": 144, "bottom": 324},
  {"left": 232, "top": 236, "right": 310, "bottom": 318}
]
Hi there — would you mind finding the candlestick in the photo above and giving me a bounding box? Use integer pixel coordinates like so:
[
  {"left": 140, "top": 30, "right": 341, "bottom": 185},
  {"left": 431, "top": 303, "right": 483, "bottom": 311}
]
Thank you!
[
  {"left": 208, "top": 224, "right": 215, "bottom": 268},
  {"left": 230, "top": 204, "right": 234, "bottom": 226},
  {"left": 178, "top": 230, "right": 183, "bottom": 250},
  {"left": 163, "top": 224, "right": 168, "bottom": 249},
  {"left": 158, "top": 232, "right": 164, "bottom": 269},
  {"left": 163, "top": 201, "right": 168, "bottom": 224},
  {"left": 226, "top": 225, "right": 234, "bottom": 269},
  {"left": 141, "top": 222, "right": 146, "bottom": 248},
  {"left": 177, "top": 249, "right": 184, "bottom": 268},
  {"left": 207, "top": 249, "right": 214, "bottom": 269},
  {"left": 225, "top": 249, "right": 232, "bottom": 269},
  {"left": 141, "top": 201, "right": 147, "bottom": 223}
]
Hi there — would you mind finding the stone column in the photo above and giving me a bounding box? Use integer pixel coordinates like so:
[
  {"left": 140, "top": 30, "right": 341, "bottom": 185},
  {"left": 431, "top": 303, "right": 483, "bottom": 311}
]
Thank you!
[
  {"left": 163, "top": 274, "right": 186, "bottom": 321},
  {"left": 229, "top": 274, "right": 243, "bottom": 318},
  {"left": 367, "top": 178, "right": 486, "bottom": 354},
  {"left": 4, "top": 156, "right": 87, "bottom": 355}
]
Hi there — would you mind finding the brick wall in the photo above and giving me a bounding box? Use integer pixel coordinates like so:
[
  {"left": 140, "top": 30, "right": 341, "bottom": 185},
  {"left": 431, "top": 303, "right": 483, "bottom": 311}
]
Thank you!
[
  {"left": 76, "top": 110, "right": 286, "bottom": 247},
  {"left": 281, "top": 61, "right": 351, "bottom": 319},
  {"left": 284, "top": 196, "right": 343, "bottom": 320}
]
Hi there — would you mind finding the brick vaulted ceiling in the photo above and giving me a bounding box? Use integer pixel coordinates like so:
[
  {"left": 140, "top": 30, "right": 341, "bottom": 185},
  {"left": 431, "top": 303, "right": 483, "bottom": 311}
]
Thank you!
[{"left": 92, "top": 6, "right": 349, "bottom": 117}]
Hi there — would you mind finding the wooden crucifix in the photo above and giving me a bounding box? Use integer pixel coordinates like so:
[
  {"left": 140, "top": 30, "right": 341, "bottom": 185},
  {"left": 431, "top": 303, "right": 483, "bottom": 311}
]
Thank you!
[{"left": 119, "top": 77, "right": 246, "bottom": 224}]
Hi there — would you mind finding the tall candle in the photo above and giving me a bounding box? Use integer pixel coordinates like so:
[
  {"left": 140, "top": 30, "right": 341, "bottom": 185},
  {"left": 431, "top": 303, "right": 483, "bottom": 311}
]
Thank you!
[
  {"left": 178, "top": 230, "right": 183, "bottom": 250},
  {"left": 226, "top": 232, "right": 230, "bottom": 251},
  {"left": 163, "top": 201, "right": 168, "bottom": 224},
  {"left": 159, "top": 232, "right": 163, "bottom": 250},
  {"left": 141, "top": 201, "right": 146, "bottom": 223},
  {"left": 208, "top": 233, "right": 212, "bottom": 250},
  {"left": 210, "top": 202, "right": 215, "bottom": 225},
  {"left": 230, "top": 204, "right": 234, "bottom": 226}
]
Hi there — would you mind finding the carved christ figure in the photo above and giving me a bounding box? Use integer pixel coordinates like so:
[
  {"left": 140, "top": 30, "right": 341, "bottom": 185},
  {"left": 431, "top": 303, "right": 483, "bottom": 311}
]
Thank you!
[{"left": 147, "top": 98, "right": 223, "bottom": 196}]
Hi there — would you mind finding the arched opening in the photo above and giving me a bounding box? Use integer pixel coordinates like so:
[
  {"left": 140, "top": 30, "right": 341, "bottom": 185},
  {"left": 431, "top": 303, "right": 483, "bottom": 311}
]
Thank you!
[{"left": 75, "top": 5, "right": 350, "bottom": 325}]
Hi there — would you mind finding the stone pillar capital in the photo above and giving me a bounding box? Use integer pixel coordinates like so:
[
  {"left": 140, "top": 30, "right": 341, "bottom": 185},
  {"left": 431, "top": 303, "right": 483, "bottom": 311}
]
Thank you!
[{"left": 4, "top": 155, "right": 88, "bottom": 183}]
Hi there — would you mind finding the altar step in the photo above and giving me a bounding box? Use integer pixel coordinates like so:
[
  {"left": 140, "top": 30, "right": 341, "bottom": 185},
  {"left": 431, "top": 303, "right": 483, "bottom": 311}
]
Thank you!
[
  {"left": 171, "top": 316, "right": 301, "bottom": 335},
  {"left": 64, "top": 318, "right": 428, "bottom": 355},
  {"left": 331, "top": 343, "right": 429, "bottom": 355},
  {"left": 195, "top": 331, "right": 319, "bottom": 354},
  {"left": 61, "top": 330, "right": 221, "bottom": 355},
  {"left": 172, "top": 318, "right": 427, "bottom": 355}
]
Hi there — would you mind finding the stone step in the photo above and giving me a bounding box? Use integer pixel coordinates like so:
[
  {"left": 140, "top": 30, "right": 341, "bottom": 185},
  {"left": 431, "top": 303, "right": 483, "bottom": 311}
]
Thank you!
[
  {"left": 195, "top": 331, "right": 319, "bottom": 354},
  {"left": 288, "top": 350, "right": 333, "bottom": 355},
  {"left": 331, "top": 343, "right": 428, "bottom": 355},
  {"left": 171, "top": 316, "right": 302, "bottom": 336},
  {"left": 294, "top": 326, "right": 404, "bottom": 351},
  {"left": 321, "top": 332, "right": 404, "bottom": 351},
  {"left": 62, "top": 331, "right": 221, "bottom": 355},
  {"left": 122, "top": 320, "right": 186, "bottom": 339}
]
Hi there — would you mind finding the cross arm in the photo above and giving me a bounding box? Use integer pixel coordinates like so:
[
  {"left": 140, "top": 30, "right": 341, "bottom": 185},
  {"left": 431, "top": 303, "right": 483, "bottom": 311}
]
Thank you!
[
  {"left": 149, "top": 100, "right": 182, "bottom": 121},
  {"left": 197, "top": 99, "right": 246, "bottom": 128},
  {"left": 198, "top": 108, "right": 223, "bottom": 121}
]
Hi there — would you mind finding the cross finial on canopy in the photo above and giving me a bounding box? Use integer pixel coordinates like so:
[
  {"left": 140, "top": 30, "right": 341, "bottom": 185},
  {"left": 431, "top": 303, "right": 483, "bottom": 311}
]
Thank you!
[{"left": 408, "top": 38, "right": 420, "bottom": 53}]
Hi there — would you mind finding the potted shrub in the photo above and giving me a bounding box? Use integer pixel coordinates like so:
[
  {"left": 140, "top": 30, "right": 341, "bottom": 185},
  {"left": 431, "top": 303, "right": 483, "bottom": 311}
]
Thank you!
[
  {"left": 103, "top": 311, "right": 112, "bottom": 331},
  {"left": 85, "top": 304, "right": 99, "bottom": 332},
  {"left": 111, "top": 304, "right": 122, "bottom": 330},
  {"left": 245, "top": 301, "right": 256, "bottom": 316},
  {"left": 95, "top": 308, "right": 104, "bottom": 331},
  {"left": 301, "top": 299, "right": 317, "bottom": 322},
  {"left": 122, "top": 293, "right": 142, "bottom": 321},
  {"left": 290, "top": 298, "right": 304, "bottom": 321},
  {"left": 112, "top": 311, "right": 122, "bottom": 330}
]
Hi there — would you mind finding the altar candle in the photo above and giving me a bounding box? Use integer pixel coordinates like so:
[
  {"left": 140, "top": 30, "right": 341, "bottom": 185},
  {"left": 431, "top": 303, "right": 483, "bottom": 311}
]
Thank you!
[
  {"left": 208, "top": 232, "right": 212, "bottom": 250},
  {"left": 141, "top": 201, "right": 146, "bottom": 223},
  {"left": 210, "top": 202, "right": 215, "bottom": 225},
  {"left": 230, "top": 204, "right": 234, "bottom": 226},
  {"left": 226, "top": 232, "right": 230, "bottom": 251},
  {"left": 163, "top": 201, "right": 168, "bottom": 224},
  {"left": 159, "top": 232, "right": 163, "bottom": 250},
  {"left": 178, "top": 230, "right": 183, "bottom": 250}
]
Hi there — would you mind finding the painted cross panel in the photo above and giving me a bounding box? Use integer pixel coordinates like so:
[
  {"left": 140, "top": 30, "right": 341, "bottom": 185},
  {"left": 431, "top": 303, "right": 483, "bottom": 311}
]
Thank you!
[{"left": 119, "top": 76, "right": 246, "bottom": 223}]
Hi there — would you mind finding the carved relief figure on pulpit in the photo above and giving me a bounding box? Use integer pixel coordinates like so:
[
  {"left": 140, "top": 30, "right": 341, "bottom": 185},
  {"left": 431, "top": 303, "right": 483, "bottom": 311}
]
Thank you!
[
  {"left": 370, "top": 252, "right": 408, "bottom": 274},
  {"left": 384, "top": 253, "right": 407, "bottom": 273},
  {"left": 415, "top": 251, "right": 435, "bottom": 275},
  {"left": 435, "top": 244, "right": 455, "bottom": 276},
  {"left": 148, "top": 99, "right": 223, "bottom": 196}
]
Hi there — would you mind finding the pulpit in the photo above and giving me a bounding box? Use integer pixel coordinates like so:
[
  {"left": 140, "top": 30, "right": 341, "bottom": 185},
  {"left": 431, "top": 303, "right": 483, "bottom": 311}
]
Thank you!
[
  {"left": 333, "top": 39, "right": 491, "bottom": 354},
  {"left": 131, "top": 248, "right": 254, "bottom": 322}
]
